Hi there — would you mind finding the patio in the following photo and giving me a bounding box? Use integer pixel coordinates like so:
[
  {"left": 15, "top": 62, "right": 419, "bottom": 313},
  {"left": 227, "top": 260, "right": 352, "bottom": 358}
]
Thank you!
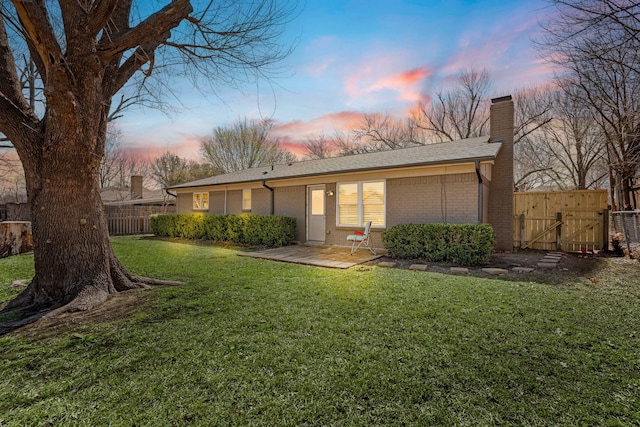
[{"left": 239, "top": 244, "right": 383, "bottom": 269}]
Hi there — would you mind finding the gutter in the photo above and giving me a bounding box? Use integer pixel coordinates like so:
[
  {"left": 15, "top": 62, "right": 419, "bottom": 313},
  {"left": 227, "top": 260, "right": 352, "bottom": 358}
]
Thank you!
[
  {"left": 261, "top": 180, "right": 275, "bottom": 215},
  {"left": 475, "top": 160, "right": 484, "bottom": 223}
]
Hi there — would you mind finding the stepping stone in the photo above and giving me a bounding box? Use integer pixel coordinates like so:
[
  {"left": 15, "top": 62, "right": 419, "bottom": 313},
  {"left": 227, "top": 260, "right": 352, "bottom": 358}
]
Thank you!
[
  {"left": 512, "top": 267, "right": 534, "bottom": 273},
  {"left": 537, "top": 262, "right": 558, "bottom": 269},
  {"left": 450, "top": 267, "right": 469, "bottom": 274},
  {"left": 409, "top": 264, "right": 428, "bottom": 271},
  {"left": 378, "top": 261, "right": 397, "bottom": 268},
  {"left": 544, "top": 255, "right": 563, "bottom": 261},
  {"left": 548, "top": 252, "right": 564, "bottom": 257},
  {"left": 482, "top": 268, "right": 508, "bottom": 275}
]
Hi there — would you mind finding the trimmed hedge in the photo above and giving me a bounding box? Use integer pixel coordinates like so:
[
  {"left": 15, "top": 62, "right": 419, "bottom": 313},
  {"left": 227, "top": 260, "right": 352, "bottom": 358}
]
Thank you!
[
  {"left": 150, "top": 213, "right": 296, "bottom": 248},
  {"left": 382, "top": 223, "right": 496, "bottom": 265}
]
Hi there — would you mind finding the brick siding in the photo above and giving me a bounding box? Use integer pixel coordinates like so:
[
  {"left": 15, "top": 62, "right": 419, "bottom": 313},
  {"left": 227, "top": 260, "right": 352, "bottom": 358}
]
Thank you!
[
  {"left": 387, "top": 173, "right": 478, "bottom": 226},
  {"left": 274, "top": 185, "right": 306, "bottom": 242},
  {"left": 487, "top": 96, "right": 514, "bottom": 251}
]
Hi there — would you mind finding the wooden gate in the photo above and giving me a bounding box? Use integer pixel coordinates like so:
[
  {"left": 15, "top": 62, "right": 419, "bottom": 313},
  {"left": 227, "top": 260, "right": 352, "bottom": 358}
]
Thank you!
[{"left": 513, "top": 190, "right": 608, "bottom": 251}]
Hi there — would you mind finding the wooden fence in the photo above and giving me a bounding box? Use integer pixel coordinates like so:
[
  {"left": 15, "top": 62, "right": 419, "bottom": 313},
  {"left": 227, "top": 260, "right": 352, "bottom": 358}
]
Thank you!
[
  {"left": 105, "top": 205, "right": 175, "bottom": 235},
  {"left": 513, "top": 190, "right": 608, "bottom": 252}
]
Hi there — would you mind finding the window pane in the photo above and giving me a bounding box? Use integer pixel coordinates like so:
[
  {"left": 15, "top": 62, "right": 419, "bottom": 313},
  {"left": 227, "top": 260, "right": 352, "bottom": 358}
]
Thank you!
[
  {"left": 339, "top": 205, "right": 359, "bottom": 226},
  {"left": 363, "top": 181, "right": 384, "bottom": 226},
  {"left": 338, "top": 183, "right": 358, "bottom": 226},
  {"left": 363, "top": 181, "right": 384, "bottom": 204},
  {"left": 363, "top": 205, "right": 385, "bottom": 226},
  {"left": 193, "top": 193, "right": 202, "bottom": 209},
  {"left": 338, "top": 183, "right": 358, "bottom": 204},
  {"left": 243, "top": 189, "right": 251, "bottom": 210},
  {"left": 202, "top": 192, "right": 209, "bottom": 209},
  {"left": 311, "top": 189, "right": 324, "bottom": 215}
]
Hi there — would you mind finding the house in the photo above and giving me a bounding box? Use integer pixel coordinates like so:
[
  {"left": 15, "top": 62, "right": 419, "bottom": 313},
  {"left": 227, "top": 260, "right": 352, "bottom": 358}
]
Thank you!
[
  {"left": 169, "top": 96, "right": 514, "bottom": 251},
  {"left": 101, "top": 176, "right": 176, "bottom": 235},
  {"left": 100, "top": 176, "right": 175, "bottom": 207}
]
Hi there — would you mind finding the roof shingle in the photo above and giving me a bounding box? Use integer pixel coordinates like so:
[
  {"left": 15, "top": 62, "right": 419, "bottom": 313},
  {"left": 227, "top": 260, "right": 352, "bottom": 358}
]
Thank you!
[{"left": 170, "top": 136, "right": 500, "bottom": 189}]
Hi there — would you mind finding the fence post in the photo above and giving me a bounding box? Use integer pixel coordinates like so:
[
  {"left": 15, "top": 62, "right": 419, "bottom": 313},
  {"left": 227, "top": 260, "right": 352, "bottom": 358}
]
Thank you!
[
  {"left": 556, "top": 212, "right": 562, "bottom": 250},
  {"left": 602, "top": 209, "right": 609, "bottom": 251},
  {"left": 519, "top": 213, "right": 525, "bottom": 249}
]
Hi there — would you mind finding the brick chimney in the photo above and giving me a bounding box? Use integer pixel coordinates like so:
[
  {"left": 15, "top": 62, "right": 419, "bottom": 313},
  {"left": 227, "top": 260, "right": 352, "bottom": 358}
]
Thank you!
[
  {"left": 488, "top": 96, "right": 514, "bottom": 251},
  {"left": 130, "top": 175, "right": 143, "bottom": 200}
]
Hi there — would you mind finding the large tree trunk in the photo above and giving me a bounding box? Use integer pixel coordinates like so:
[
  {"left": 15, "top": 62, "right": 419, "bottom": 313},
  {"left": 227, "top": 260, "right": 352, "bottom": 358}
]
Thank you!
[
  {"left": 4, "top": 86, "right": 178, "bottom": 324},
  {"left": 7, "top": 164, "right": 139, "bottom": 312}
]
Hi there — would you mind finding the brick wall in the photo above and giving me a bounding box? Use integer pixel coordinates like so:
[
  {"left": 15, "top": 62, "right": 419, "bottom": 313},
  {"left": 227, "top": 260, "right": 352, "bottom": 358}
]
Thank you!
[
  {"left": 210, "top": 191, "right": 225, "bottom": 214},
  {"left": 274, "top": 185, "right": 306, "bottom": 242},
  {"left": 251, "top": 188, "right": 272, "bottom": 215},
  {"left": 387, "top": 173, "right": 478, "bottom": 226},
  {"left": 176, "top": 193, "right": 192, "bottom": 213},
  {"left": 487, "top": 96, "right": 514, "bottom": 251}
]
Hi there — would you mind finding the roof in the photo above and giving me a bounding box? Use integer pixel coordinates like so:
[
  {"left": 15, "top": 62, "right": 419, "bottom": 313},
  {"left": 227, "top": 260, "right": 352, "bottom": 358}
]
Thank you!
[
  {"left": 100, "top": 187, "right": 175, "bottom": 206},
  {"left": 170, "top": 136, "right": 500, "bottom": 190}
]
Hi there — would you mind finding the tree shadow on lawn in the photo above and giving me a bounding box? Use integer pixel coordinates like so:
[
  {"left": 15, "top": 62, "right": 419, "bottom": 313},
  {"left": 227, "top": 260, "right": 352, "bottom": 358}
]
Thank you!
[{"left": 0, "top": 289, "right": 154, "bottom": 338}]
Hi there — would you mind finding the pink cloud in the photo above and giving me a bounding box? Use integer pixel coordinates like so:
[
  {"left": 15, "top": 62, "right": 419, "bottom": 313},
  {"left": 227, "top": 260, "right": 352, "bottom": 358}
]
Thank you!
[
  {"left": 369, "top": 66, "right": 432, "bottom": 102},
  {"left": 273, "top": 111, "right": 365, "bottom": 138},
  {"left": 272, "top": 111, "right": 367, "bottom": 158},
  {"left": 122, "top": 134, "right": 203, "bottom": 162},
  {"left": 342, "top": 55, "right": 432, "bottom": 106}
]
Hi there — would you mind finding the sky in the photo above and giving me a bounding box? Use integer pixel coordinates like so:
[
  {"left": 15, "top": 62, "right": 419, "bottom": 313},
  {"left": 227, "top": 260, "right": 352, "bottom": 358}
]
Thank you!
[{"left": 115, "top": 0, "right": 557, "bottom": 161}]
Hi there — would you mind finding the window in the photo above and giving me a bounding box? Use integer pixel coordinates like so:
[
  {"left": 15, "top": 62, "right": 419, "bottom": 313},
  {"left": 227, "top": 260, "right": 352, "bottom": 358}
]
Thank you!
[
  {"left": 242, "top": 189, "right": 252, "bottom": 210},
  {"left": 337, "top": 180, "right": 385, "bottom": 227},
  {"left": 311, "top": 189, "right": 325, "bottom": 215},
  {"left": 193, "top": 192, "right": 209, "bottom": 210}
]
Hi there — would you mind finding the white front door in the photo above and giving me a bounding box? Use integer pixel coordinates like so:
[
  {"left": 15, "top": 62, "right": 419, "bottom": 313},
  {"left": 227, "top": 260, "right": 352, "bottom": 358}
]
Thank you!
[{"left": 307, "top": 185, "right": 326, "bottom": 242}]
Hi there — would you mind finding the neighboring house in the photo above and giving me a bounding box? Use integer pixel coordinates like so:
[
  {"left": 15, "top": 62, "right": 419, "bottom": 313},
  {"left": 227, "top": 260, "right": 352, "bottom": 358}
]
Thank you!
[
  {"left": 101, "top": 176, "right": 176, "bottom": 235},
  {"left": 100, "top": 176, "right": 175, "bottom": 207},
  {"left": 169, "top": 96, "right": 514, "bottom": 250}
]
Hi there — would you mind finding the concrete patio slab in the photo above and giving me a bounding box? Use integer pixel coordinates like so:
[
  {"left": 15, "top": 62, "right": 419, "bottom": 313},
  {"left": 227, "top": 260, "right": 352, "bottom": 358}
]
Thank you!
[{"left": 238, "top": 244, "right": 383, "bottom": 269}]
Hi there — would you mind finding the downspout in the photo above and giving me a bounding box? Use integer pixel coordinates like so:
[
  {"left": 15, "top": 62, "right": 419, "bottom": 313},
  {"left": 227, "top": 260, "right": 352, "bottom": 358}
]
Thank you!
[
  {"left": 262, "top": 180, "right": 274, "bottom": 215},
  {"left": 475, "top": 160, "right": 484, "bottom": 224}
]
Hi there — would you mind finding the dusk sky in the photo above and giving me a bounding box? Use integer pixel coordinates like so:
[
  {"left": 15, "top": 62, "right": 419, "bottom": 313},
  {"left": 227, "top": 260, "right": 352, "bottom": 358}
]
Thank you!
[{"left": 116, "top": 0, "right": 557, "bottom": 161}]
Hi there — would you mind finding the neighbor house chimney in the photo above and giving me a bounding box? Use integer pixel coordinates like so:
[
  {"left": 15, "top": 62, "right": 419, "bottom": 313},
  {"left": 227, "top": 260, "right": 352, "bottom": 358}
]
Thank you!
[
  {"left": 487, "top": 96, "right": 514, "bottom": 251},
  {"left": 130, "top": 175, "right": 143, "bottom": 200}
]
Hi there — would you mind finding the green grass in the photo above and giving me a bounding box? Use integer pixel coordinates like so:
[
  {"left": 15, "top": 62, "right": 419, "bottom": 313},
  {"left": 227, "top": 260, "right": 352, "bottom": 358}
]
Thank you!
[{"left": 0, "top": 236, "right": 639, "bottom": 426}]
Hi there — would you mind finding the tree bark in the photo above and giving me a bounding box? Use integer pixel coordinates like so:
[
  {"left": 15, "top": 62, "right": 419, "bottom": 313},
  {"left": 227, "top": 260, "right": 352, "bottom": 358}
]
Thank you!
[{"left": 3, "top": 62, "right": 179, "bottom": 319}]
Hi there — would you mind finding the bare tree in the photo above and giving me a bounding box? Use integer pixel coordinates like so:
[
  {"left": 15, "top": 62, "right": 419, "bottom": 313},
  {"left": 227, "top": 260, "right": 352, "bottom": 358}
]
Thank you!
[
  {"left": 539, "top": 0, "right": 640, "bottom": 210},
  {"left": 151, "top": 152, "right": 221, "bottom": 188},
  {"left": 0, "top": 148, "right": 25, "bottom": 202},
  {"left": 512, "top": 86, "right": 557, "bottom": 190},
  {"left": 302, "top": 133, "right": 339, "bottom": 160},
  {"left": 415, "top": 68, "right": 492, "bottom": 142},
  {"left": 99, "top": 125, "right": 126, "bottom": 189},
  {"left": 0, "top": 1, "right": 300, "bottom": 326},
  {"left": 351, "top": 113, "right": 424, "bottom": 152},
  {"left": 304, "top": 114, "right": 427, "bottom": 159},
  {"left": 201, "top": 118, "right": 296, "bottom": 173},
  {"left": 186, "top": 161, "right": 222, "bottom": 182}
]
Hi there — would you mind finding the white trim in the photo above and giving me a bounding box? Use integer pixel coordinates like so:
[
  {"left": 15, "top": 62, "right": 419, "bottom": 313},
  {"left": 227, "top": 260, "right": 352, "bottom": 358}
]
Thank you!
[{"left": 192, "top": 192, "right": 209, "bottom": 210}]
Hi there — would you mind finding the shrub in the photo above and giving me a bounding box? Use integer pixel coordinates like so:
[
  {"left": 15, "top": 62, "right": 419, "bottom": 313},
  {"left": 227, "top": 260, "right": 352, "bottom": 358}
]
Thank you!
[
  {"left": 382, "top": 223, "right": 496, "bottom": 265},
  {"left": 150, "top": 213, "right": 296, "bottom": 248}
]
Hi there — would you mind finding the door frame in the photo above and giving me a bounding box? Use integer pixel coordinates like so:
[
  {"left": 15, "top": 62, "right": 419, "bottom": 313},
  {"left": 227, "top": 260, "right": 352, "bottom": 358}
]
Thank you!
[{"left": 306, "top": 184, "right": 326, "bottom": 242}]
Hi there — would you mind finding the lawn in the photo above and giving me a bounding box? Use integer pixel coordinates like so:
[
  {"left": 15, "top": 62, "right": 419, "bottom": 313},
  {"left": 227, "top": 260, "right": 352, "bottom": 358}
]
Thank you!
[{"left": 0, "top": 236, "right": 639, "bottom": 426}]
